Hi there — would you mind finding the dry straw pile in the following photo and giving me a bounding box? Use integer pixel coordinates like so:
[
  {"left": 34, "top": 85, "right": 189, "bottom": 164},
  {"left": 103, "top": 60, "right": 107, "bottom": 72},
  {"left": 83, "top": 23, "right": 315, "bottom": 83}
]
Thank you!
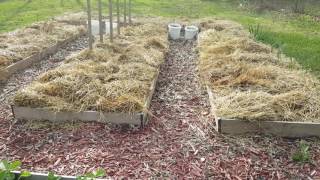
[
  {"left": 14, "top": 21, "right": 167, "bottom": 113},
  {"left": 198, "top": 19, "right": 320, "bottom": 122},
  {"left": 0, "top": 20, "right": 86, "bottom": 69},
  {"left": 53, "top": 12, "right": 88, "bottom": 25}
]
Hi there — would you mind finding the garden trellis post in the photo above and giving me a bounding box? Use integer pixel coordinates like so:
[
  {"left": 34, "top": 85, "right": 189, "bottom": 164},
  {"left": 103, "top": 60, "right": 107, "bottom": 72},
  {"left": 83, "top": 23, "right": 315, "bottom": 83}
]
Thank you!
[
  {"left": 124, "top": 0, "right": 127, "bottom": 25},
  {"left": 129, "top": 0, "right": 132, "bottom": 24},
  {"left": 117, "top": 0, "right": 121, "bottom": 35},
  {"left": 87, "top": 0, "right": 93, "bottom": 49},
  {"left": 98, "top": 0, "right": 103, "bottom": 42},
  {"left": 109, "top": 0, "right": 114, "bottom": 42}
]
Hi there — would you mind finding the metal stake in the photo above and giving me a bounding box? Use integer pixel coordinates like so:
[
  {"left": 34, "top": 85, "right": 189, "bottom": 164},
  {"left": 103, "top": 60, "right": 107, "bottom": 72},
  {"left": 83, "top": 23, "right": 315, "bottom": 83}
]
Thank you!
[
  {"left": 124, "top": 0, "right": 127, "bottom": 26},
  {"left": 129, "top": 0, "right": 132, "bottom": 24},
  {"left": 98, "top": 0, "right": 103, "bottom": 42},
  {"left": 87, "top": 0, "right": 93, "bottom": 49},
  {"left": 109, "top": 0, "right": 114, "bottom": 42},
  {"left": 117, "top": 0, "right": 120, "bottom": 35}
]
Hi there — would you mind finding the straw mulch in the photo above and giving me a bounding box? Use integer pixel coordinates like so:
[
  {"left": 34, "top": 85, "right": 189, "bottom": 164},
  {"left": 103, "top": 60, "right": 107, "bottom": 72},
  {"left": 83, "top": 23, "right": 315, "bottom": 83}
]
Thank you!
[
  {"left": 0, "top": 20, "right": 86, "bottom": 69},
  {"left": 198, "top": 20, "right": 320, "bottom": 122},
  {"left": 53, "top": 12, "right": 88, "bottom": 25},
  {"left": 14, "top": 21, "right": 168, "bottom": 113}
]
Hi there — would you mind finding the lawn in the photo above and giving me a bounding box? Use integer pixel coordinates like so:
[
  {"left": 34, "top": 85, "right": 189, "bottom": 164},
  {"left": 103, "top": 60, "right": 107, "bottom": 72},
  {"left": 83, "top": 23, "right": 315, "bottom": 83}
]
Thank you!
[
  {"left": 0, "top": 0, "right": 319, "bottom": 75},
  {"left": 0, "top": 0, "right": 84, "bottom": 32}
]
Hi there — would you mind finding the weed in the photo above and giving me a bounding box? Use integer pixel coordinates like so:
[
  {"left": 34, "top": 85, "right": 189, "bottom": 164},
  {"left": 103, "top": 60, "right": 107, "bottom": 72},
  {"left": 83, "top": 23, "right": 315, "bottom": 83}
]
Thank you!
[
  {"left": 48, "top": 172, "right": 61, "bottom": 180},
  {"left": 76, "top": 168, "right": 106, "bottom": 180},
  {"left": 0, "top": 160, "right": 31, "bottom": 180},
  {"left": 249, "top": 24, "right": 286, "bottom": 61},
  {"left": 249, "top": 24, "right": 262, "bottom": 39},
  {"left": 292, "top": 140, "right": 310, "bottom": 163}
]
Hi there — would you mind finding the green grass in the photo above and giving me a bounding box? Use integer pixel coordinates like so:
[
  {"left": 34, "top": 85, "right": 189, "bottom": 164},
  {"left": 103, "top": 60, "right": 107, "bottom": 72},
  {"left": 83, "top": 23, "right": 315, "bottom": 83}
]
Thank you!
[
  {"left": 0, "top": 0, "right": 320, "bottom": 75},
  {"left": 253, "top": 29, "right": 320, "bottom": 74},
  {"left": 0, "top": 0, "right": 86, "bottom": 32}
]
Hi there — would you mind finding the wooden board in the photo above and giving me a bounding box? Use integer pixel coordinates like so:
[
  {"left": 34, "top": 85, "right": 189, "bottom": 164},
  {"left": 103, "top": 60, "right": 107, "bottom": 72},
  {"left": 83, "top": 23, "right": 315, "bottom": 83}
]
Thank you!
[
  {"left": 206, "top": 85, "right": 219, "bottom": 132},
  {"left": 0, "top": 32, "right": 86, "bottom": 82},
  {"left": 12, "top": 171, "right": 108, "bottom": 180},
  {"left": 142, "top": 70, "right": 160, "bottom": 126},
  {"left": 216, "top": 118, "right": 320, "bottom": 138},
  {"left": 206, "top": 86, "right": 320, "bottom": 137},
  {"left": 12, "top": 106, "right": 143, "bottom": 125},
  {"left": 12, "top": 71, "right": 160, "bottom": 126}
]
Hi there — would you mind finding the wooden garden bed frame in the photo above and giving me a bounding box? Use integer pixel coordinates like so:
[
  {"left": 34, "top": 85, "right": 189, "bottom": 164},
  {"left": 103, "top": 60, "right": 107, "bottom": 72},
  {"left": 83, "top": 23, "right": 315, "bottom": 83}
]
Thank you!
[
  {"left": 206, "top": 86, "right": 320, "bottom": 137},
  {"left": 0, "top": 31, "right": 86, "bottom": 83},
  {"left": 12, "top": 71, "right": 159, "bottom": 127},
  {"left": 12, "top": 171, "right": 108, "bottom": 180}
]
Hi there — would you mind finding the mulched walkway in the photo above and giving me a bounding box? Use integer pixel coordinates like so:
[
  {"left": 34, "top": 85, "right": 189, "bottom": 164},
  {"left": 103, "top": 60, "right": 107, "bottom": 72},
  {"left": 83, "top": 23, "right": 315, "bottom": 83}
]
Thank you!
[{"left": 0, "top": 39, "right": 320, "bottom": 179}]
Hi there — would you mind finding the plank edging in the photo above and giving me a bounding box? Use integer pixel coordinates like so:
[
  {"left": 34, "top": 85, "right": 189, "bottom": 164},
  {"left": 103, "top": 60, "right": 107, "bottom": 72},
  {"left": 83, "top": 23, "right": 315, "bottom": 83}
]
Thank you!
[
  {"left": 11, "top": 171, "right": 108, "bottom": 180},
  {"left": 12, "top": 106, "right": 143, "bottom": 125},
  {"left": 142, "top": 70, "right": 160, "bottom": 126},
  {"left": 206, "top": 85, "right": 220, "bottom": 132},
  {"left": 218, "top": 118, "right": 320, "bottom": 137},
  {"left": 12, "top": 70, "right": 160, "bottom": 126},
  {"left": 0, "top": 31, "right": 86, "bottom": 82},
  {"left": 206, "top": 86, "right": 320, "bottom": 137}
]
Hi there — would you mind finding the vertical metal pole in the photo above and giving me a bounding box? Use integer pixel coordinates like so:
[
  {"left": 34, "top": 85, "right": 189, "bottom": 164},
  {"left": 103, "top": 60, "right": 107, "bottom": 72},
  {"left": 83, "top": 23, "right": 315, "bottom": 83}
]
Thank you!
[
  {"left": 109, "top": 0, "right": 114, "bottom": 42},
  {"left": 98, "top": 0, "right": 103, "bottom": 42},
  {"left": 129, "top": 0, "right": 132, "bottom": 24},
  {"left": 87, "top": 0, "right": 93, "bottom": 49},
  {"left": 124, "top": 0, "right": 127, "bottom": 26},
  {"left": 117, "top": 0, "right": 121, "bottom": 35}
]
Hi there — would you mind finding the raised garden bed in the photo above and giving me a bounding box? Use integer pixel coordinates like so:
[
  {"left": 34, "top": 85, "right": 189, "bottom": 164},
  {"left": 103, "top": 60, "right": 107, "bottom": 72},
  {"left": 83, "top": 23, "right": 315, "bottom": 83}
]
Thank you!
[
  {"left": 12, "top": 21, "right": 167, "bottom": 126},
  {"left": 198, "top": 19, "right": 320, "bottom": 137},
  {"left": 12, "top": 71, "right": 159, "bottom": 126},
  {"left": 207, "top": 86, "right": 320, "bottom": 137},
  {"left": 0, "top": 32, "right": 85, "bottom": 82}
]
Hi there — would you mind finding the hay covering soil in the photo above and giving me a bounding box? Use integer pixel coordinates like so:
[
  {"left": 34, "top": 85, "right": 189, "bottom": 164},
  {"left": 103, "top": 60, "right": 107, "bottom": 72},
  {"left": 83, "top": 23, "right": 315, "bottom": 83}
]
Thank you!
[
  {"left": 14, "top": 21, "right": 168, "bottom": 113},
  {"left": 0, "top": 18, "right": 86, "bottom": 69},
  {"left": 198, "top": 19, "right": 320, "bottom": 122},
  {"left": 53, "top": 12, "right": 88, "bottom": 25}
]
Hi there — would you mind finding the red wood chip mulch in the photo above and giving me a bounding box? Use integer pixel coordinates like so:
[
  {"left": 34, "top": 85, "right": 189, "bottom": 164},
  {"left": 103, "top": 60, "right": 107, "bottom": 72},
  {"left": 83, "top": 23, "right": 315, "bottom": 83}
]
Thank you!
[{"left": 0, "top": 40, "right": 320, "bottom": 179}]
